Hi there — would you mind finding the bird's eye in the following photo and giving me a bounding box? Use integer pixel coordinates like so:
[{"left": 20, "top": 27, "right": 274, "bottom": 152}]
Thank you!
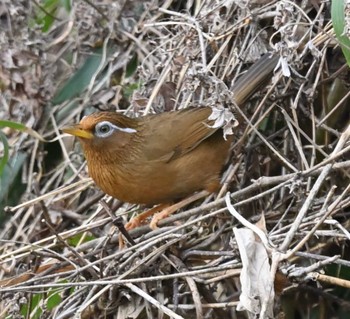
[{"left": 95, "top": 121, "right": 115, "bottom": 138}]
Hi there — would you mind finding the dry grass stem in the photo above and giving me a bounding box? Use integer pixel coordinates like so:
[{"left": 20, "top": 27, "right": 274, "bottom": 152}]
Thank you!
[{"left": 1, "top": 1, "right": 350, "bottom": 318}]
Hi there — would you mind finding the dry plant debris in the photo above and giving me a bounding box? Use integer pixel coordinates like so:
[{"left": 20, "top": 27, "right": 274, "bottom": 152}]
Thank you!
[{"left": 0, "top": 0, "right": 350, "bottom": 318}]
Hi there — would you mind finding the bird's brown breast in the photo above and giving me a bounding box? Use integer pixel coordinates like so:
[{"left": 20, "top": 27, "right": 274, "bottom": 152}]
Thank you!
[{"left": 81, "top": 108, "right": 232, "bottom": 205}]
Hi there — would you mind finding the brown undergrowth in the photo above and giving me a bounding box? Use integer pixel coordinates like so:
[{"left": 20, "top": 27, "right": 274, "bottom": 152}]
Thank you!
[{"left": 0, "top": 1, "right": 350, "bottom": 318}]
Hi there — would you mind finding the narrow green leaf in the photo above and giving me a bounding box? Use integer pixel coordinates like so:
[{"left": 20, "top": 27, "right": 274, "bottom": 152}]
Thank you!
[
  {"left": 0, "top": 152, "right": 27, "bottom": 222},
  {"left": 21, "top": 293, "right": 43, "bottom": 319},
  {"left": 125, "top": 54, "right": 138, "bottom": 78},
  {"left": 0, "top": 131, "right": 9, "bottom": 176},
  {"left": 123, "top": 83, "right": 140, "bottom": 100},
  {"left": 0, "top": 120, "right": 26, "bottom": 130},
  {"left": 33, "top": 0, "right": 71, "bottom": 33},
  {"left": 0, "top": 120, "right": 47, "bottom": 142},
  {"left": 60, "top": 0, "right": 71, "bottom": 11},
  {"left": 67, "top": 233, "right": 95, "bottom": 247},
  {"left": 52, "top": 48, "right": 105, "bottom": 105},
  {"left": 47, "top": 289, "right": 62, "bottom": 309},
  {"left": 34, "top": 0, "right": 59, "bottom": 32},
  {"left": 331, "top": 1, "right": 350, "bottom": 66}
]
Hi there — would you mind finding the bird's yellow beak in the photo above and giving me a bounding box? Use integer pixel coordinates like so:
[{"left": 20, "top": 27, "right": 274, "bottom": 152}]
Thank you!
[{"left": 61, "top": 125, "right": 94, "bottom": 139}]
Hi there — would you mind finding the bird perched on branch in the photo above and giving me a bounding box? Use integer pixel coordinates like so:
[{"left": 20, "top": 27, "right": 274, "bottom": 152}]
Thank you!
[{"left": 62, "top": 53, "right": 278, "bottom": 232}]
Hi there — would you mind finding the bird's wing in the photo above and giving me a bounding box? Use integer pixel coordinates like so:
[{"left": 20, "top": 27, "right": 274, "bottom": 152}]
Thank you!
[{"left": 141, "top": 108, "right": 219, "bottom": 162}]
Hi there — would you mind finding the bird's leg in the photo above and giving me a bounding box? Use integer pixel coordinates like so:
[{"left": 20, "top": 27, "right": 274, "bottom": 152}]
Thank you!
[
  {"left": 149, "top": 190, "right": 209, "bottom": 229},
  {"left": 119, "top": 203, "right": 170, "bottom": 249},
  {"left": 119, "top": 191, "right": 209, "bottom": 248},
  {"left": 124, "top": 203, "right": 171, "bottom": 230}
]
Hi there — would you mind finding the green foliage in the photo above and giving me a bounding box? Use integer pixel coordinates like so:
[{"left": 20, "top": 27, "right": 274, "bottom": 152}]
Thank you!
[
  {"left": 0, "top": 120, "right": 46, "bottom": 142},
  {"left": 331, "top": 0, "right": 350, "bottom": 66},
  {"left": 0, "top": 120, "right": 29, "bottom": 131},
  {"left": 123, "top": 83, "right": 140, "bottom": 100},
  {"left": 47, "top": 288, "right": 63, "bottom": 310},
  {"left": 52, "top": 48, "right": 105, "bottom": 105},
  {"left": 0, "top": 120, "right": 46, "bottom": 222},
  {"left": 52, "top": 49, "right": 140, "bottom": 107},
  {"left": 0, "top": 131, "right": 9, "bottom": 177},
  {"left": 67, "top": 233, "right": 95, "bottom": 247},
  {"left": 20, "top": 287, "right": 64, "bottom": 318},
  {"left": 0, "top": 152, "right": 26, "bottom": 223},
  {"left": 21, "top": 293, "right": 42, "bottom": 319},
  {"left": 0, "top": 119, "right": 46, "bottom": 176},
  {"left": 34, "top": 0, "right": 71, "bottom": 32},
  {"left": 126, "top": 54, "right": 138, "bottom": 78}
]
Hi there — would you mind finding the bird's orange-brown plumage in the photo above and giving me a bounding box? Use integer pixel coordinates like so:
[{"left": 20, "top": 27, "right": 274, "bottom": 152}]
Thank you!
[
  {"left": 67, "top": 108, "right": 232, "bottom": 205},
  {"left": 62, "top": 54, "right": 278, "bottom": 231}
]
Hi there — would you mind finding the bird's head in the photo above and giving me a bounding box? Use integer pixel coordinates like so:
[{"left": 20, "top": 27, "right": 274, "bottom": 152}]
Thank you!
[{"left": 62, "top": 112, "right": 140, "bottom": 161}]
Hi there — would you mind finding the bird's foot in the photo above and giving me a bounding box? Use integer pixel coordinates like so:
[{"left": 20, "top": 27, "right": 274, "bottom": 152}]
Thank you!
[
  {"left": 119, "top": 204, "right": 170, "bottom": 249},
  {"left": 150, "top": 209, "right": 172, "bottom": 230},
  {"left": 124, "top": 217, "right": 142, "bottom": 231},
  {"left": 149, "top": 191, "right": 209, "bottom": 229}
]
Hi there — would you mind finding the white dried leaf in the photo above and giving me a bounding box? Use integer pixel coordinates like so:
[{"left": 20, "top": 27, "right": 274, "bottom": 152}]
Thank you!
[
  {"left": 208, "top": 106, "right": 238, "bottom": 140},
  {"left": 234, "top": 227, "right": 275, "bottom": 318},
  {"left": 275, "top": 56, "right": 291, "bottom": 77},
  {"left": 116, "top": 295, "right": 144, "bottom": 319},
  {"left": 306, "top": 41, "right": 323, "bottom": 59}
]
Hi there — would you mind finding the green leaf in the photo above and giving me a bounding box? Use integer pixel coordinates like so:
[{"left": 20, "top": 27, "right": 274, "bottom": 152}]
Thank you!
[
  {"left": 0, "top": 152, "right": 27, "bottom": 223},
  {"left": 0, "top": 120, "right": 47, "bottom": 142},
  {"left": 67, "top": 233, "right": 95, "bottom": 247},
  {"left": 21, "top": 293, "right": 43, "bottom": 319},
  {"left": 33, "top": 0, "right": 71, "bottom": 32},
  {"left": 0, "top": 131, "right": 9, "bottom": 176},
  {"left": 125, "top": 54, "right": 138, "bottom": 78},
  {"left": 331, "top": 0, "right": 350, "bottom": 66},
  {"left": 52, "top": 48, "right": 105, "bottom": 105},
  {"left": 0, "top": 120, "right": 27, "bottom": 130},
  {"left": 60, "top": 0, "right": 71, "bottom": 11},
  {"left": 123, "top": 83, "right": 140, "bottom": 100},
  {"left": 0, "top": 120, "right": 47, "bottom": 222},
  {"left": 34, "top": 0, "right": 59, "bottom": 32},
  {"left": 47, "top": 288, "right": 62, "bottom": 309},
  {"left": 20, "top": 283, "right": 71, "bottom": 316}
]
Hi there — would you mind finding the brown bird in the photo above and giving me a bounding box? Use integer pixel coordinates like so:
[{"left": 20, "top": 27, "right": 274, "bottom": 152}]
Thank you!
[
  {"left": 63, "top": 108, "right": 232, "bottom": 229},
  {"left": 62, "top": 54, "right": 278, "bottom": 230}
]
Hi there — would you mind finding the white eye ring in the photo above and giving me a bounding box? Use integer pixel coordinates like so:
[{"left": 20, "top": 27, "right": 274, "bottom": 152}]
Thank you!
[
  {"left": 95, "top": 121, "right": 137, "bottom": 138},
  {"left": 95, "top": 121, "right": 114, "bottom": 138}
]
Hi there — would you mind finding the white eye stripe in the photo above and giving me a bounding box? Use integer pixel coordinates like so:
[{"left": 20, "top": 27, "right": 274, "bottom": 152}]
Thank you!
[
  {"left": 95, "top": 121, "right": 136, "bottom": 138},
  {"left": 115, "top": 125, "right": 137, "bottom": 133}
]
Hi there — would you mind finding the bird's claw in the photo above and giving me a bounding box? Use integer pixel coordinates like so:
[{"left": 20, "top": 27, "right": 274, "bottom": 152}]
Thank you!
[
  {"left": 149, "top": 216, "right": 160, "bottom": 230},
  {"left": 125, "top": 218, "right": 141, "bottom": 231}
]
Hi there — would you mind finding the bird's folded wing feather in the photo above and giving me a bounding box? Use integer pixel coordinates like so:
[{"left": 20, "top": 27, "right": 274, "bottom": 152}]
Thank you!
[{"left": 141, "top": 108, "right": 219, "bottom": 162}]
